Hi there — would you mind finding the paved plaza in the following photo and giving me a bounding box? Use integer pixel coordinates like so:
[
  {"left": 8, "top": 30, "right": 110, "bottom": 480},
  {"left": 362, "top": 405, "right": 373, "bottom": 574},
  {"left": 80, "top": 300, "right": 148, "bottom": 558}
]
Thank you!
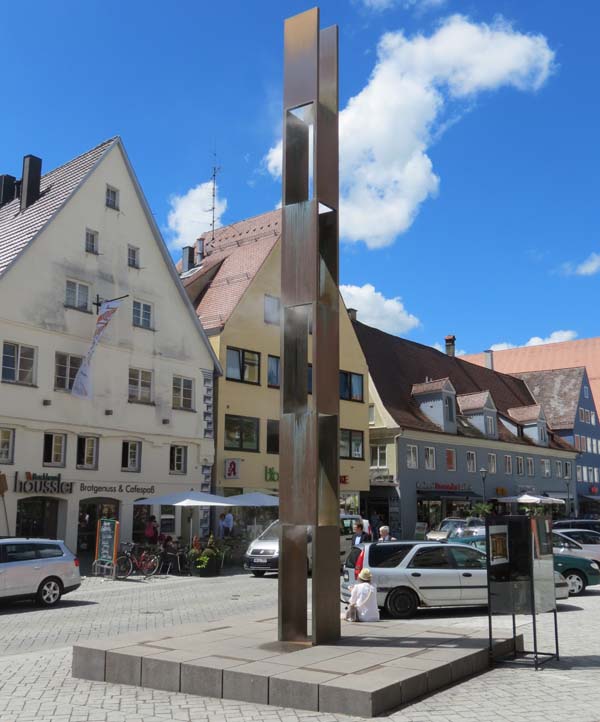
[{"left": 1, "top": 572, "right": 600, "bottom": 721}]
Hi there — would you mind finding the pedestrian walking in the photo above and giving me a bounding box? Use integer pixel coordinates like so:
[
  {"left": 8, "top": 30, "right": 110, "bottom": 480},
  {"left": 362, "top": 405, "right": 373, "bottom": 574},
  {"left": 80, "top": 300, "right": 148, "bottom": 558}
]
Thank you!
[
  {"left": 144, "top": 515, "right": 159, "bottom": 545},
  {"left": 352, "top": 521, "right": 371, "bottom": 546},
  {"left": 223, "top": 508, "right": 234, "bottom": 537},
  {"left": 378, "top": 525, "right": 396, "bottom": 542},
  {"left": 217, "top": 513, "right": 226, "bottom": 539}
]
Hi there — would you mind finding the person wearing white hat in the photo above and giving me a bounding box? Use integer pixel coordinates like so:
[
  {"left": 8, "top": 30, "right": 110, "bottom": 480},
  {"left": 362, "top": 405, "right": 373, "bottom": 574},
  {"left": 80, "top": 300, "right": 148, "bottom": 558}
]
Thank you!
[{"left": 346, "top": 568, "right": 380, "bottom": 622}]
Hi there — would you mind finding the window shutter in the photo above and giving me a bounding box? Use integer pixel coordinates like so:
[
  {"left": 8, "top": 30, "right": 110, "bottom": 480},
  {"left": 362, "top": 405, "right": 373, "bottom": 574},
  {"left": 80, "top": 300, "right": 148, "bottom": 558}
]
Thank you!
[
  {"left": 121, "top": 442, "right": 128, "bottom": 468},
  {"left": 77, "top": 437, "right": 85, "bottom": 466}
]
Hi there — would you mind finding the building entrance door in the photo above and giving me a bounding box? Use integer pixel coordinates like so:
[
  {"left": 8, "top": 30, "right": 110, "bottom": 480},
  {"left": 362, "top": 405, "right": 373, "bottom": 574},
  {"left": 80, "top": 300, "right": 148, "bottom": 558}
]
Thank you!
[
  {"left": 77, "top": 498, "right": 120, "bottom": 555},
  {"left": 16, "top": 497, "right": 60, "bottom": 538}
]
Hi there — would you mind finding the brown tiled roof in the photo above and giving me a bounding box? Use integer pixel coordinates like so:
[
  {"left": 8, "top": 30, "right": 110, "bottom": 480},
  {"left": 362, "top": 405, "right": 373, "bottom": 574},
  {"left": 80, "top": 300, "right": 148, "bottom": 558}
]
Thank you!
[
  {"left": 457, "top": 391, "right": 492, "bottom": 413},
  {"left": 353, "top": 320, "right": 572, "bottom": 452},
  {"left": 411, "top": 378, "right": 451, "bottom": 395},
  {"left": 507, "top": 405, "right": 542, "bottom": 423},
  {"left": 182, "top": 210, "right": 281, "bottom": 331},
  {"left": 461, "top": 338, "right": 600, "bottom": 415},
  {"left": 515, "top": 368, "right": 585, "bottom": 430},
  {"left": 0, "top": 138, "right": 118, "bottom": 278}
]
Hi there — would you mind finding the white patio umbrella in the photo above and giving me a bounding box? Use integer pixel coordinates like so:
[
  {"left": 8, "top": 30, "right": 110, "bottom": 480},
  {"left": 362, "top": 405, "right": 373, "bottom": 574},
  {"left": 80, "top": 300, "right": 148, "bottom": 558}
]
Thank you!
[
  {"left": 497, "top": 493, "right": 565, "bottom": 506},
  {"left": 134, "top": 491, "right": 230, "bottom": 543}
]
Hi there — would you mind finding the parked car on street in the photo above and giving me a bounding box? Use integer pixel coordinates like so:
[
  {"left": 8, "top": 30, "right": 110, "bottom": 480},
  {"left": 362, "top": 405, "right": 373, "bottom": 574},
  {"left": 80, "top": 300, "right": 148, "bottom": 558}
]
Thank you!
[
  {"left": 553, "top": 528, "right": 600, "bottom": 549},
  {"left": 342, "top": 541, "right": 489, "bottom": 617},
  {"left": 455, "top": 534, "right": 600, "bottom": 596},
  {"left": 0, "top": 538, "right": 81, "bottom": 607},
  {"left": 553, "top": 531, "right": 600, "bottom": 565},
  {"left": 244, "top": 514, "right": 366, "bottom": 576},
  {"left": 553, "top": 519, "right": 600, "bottom": 534},
  {"left": 426, "top": 517, "right": 485, "bottom": 541}
]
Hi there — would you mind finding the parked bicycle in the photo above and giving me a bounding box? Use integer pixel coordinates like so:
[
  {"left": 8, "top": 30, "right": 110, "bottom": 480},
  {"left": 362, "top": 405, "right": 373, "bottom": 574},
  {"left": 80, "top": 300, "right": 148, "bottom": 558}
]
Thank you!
[{"left": 115, "top": 542, "right": 159, "bottom": 579}]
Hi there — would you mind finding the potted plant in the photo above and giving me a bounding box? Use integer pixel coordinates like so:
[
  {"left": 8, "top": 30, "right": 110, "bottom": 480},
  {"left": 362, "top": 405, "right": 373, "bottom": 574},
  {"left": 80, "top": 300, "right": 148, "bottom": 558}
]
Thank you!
[{"left": 194, "top": 535, "right": 223, "bottom": 577}]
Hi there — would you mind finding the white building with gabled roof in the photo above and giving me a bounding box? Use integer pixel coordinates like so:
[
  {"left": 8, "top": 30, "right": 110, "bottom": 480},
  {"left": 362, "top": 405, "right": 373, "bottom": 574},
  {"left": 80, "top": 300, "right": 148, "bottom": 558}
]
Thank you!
[{"left": 0, "top": 137, "right": 220, "bottom": 555}]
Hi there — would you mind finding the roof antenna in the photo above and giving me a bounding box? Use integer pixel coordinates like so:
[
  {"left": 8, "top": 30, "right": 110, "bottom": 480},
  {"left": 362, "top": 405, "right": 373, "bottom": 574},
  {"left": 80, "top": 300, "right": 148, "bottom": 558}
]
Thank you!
[{"left": 209, "top": 149, "right": 221, "bottom": 245}]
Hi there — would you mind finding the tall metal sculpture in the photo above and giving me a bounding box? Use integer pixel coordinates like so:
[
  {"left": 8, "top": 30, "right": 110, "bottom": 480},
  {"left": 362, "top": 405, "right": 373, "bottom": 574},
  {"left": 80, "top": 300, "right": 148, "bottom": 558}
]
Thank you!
[{"left": 279, "top": 7, "right": 340, "bottom": 645}]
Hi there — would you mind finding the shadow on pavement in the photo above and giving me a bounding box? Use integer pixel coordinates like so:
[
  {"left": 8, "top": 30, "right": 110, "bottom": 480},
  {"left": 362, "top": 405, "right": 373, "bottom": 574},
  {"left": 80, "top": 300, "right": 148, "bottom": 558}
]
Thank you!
[{"left": 0, "top": 599, "right": 97, "bottom": 615}]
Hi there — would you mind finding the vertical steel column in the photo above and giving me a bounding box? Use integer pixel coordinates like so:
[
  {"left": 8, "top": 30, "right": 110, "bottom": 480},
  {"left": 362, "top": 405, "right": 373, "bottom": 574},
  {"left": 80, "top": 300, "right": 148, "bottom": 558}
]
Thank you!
[{"left": 279, "top": 7, "right": 340, "bottom": 645}]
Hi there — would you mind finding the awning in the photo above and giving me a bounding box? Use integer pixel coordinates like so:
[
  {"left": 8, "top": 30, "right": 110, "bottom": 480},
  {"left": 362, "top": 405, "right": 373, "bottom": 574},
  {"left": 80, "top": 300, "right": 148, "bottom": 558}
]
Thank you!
[
  {"left": 579, "top": 494, "right": 600, "bottom": 503},
  {"left": 417, "top": 490, "right": 482, "bottom": 500}
]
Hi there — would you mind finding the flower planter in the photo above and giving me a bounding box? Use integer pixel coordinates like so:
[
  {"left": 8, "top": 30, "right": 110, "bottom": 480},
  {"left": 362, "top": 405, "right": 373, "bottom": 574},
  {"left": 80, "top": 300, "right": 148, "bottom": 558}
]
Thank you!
[{"left": 196, "top": 557, "right": 221, "bottom": 577}]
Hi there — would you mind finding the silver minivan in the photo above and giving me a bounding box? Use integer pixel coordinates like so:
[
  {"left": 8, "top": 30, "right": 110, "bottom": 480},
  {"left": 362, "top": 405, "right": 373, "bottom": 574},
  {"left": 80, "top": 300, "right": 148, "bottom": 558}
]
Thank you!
[
  {"left": 0, "top": 538, "right": 81, "bottom": 606},
  {"left": 244, "top": 514, "right": 366, "bottom": 576}
]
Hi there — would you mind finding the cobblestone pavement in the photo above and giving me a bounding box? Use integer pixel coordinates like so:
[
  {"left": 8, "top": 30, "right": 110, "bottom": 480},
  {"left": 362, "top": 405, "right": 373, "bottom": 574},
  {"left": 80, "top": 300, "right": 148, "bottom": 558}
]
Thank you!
[{"left": 1, "top": 572, "right": 600, "bottom": 721}]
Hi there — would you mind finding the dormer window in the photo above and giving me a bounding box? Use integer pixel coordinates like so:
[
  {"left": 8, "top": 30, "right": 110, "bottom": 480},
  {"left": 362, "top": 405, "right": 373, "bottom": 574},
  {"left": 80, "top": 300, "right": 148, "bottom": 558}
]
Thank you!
[
  {"left": 444, "top": 396, "right": 454, "bottom": 422},
  {"left": 540, "top": 425, "right": 548, "bottom": 444},
  {"left": 485, "top": 416, "right": 495, "bottom": 436}
]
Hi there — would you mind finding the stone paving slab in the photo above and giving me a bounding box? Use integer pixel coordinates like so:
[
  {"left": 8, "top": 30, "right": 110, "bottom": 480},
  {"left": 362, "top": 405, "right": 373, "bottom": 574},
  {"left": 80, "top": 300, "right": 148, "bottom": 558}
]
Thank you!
[{"left": 72, "top": 611, "right": 520, "bottom": 717}]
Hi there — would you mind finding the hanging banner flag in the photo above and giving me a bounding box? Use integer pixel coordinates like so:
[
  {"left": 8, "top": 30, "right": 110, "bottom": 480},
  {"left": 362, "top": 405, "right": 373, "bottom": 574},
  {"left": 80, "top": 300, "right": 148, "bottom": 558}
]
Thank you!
[{"left": 72, "top": 300, "right": 122, "bottom": 399}]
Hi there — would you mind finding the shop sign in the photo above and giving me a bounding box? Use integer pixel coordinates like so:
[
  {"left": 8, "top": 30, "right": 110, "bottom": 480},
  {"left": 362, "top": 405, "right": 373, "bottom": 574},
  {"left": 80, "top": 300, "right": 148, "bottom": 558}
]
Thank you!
[
  {"left": 14, "top": 472, "right": 74, "bottom": 495},
  {"left": 95, "top": 518, "right": 119, "bottom": 564},
  {"left": 265, "top": 466, "right": 279, "bottom": 482},
  {"left": 224, "top": 459, "right": 241, "bottom": 480},
  {"left": 495, "top": 487, "right": 508, "bottom": 496},
  {"left": 340, "top": 475, "right": 349, "bottom": 485},
  {"left": 590, "top": 486, "right": 599, "bottom": 494},
  {"left": 416, "top": 481, "right": 470, "bottom": 492},
  {"left": 79, "top": 483, "right": 156, "bottom": 496}
]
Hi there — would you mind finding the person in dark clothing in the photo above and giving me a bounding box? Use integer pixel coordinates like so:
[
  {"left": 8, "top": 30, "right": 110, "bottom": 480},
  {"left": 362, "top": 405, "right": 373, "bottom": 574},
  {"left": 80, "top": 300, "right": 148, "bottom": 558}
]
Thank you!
[{"left": 352, "top": 522, "right": 371, "bottom": 546}]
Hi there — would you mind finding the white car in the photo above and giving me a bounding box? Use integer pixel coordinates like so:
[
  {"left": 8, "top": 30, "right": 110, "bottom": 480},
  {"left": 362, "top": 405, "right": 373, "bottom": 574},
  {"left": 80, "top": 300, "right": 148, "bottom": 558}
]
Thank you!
[
  {"left": 0, "top": 538, "right": 81, "bottom": 606},
  {"left": 244, "top": 515, "right": 367, "bottom": 576},
  {"left": 553, "top": 531, "right": 600, "bottom": 565},
  {"left": 341, "top": 541, "right": 568, "bottom": 618}
]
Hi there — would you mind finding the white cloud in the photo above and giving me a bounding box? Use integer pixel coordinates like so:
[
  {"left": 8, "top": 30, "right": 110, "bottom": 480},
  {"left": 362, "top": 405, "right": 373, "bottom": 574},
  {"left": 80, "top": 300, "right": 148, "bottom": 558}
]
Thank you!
[
  {"left": 361, "top": 0, "right": 447, "bottom": 12},
  {"left": 265, "top": 15, "right": 554, "bottom": 249},
  {"left": 489, "top": 330, "right": 577, "bottom": 352},
  {"left": 340, "top": 283, "right": 419, "bottom": 334},
  {"left": 563, "top": 251, "right": 600, "bottom": 277},
  {"left": 166, "top": 181, "right": 227, "bottom": 250}
]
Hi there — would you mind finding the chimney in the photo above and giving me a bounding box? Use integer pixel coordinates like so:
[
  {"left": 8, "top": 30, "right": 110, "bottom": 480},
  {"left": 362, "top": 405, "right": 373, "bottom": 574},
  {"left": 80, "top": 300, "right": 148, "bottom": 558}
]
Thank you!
[
  {"left": 0, "top": 174, "right": 16, "bottom": 207},
  {"left": 347, "top": 308, "right": 357, "bottom": 322},
  {"left": 445, "top": 334, "right": 456, "bottom": 357},
  {"left": 20, "top": 155, "right": 42, "bottom": 211},
  {"left": 181, "top": 246, "right": 196, "bottom": 273},
  {"left": 484, "top": 349, "right": 494, "bottom": 370},
  {"left": 197, "top": 237, "right": 205, "bottom": 260}
]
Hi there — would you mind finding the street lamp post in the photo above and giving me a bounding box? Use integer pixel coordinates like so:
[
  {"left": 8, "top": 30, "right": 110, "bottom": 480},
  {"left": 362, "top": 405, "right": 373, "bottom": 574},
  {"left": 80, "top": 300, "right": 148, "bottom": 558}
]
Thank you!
[{"left": 479, "top": 467, "right": 488, "bottom": 504}]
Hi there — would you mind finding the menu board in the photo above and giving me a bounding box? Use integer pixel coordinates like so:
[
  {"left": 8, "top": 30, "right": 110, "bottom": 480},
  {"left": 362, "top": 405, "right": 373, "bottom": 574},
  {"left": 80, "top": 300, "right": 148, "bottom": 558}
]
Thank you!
[{"left": 95, "top": 518, "right": 119, "bottom": 564}]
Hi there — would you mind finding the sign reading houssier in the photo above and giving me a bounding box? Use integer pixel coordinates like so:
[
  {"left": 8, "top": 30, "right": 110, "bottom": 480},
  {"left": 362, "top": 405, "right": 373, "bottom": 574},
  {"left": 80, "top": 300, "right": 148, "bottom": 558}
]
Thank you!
[
  {"left": 13, "top": 472, "right": 74, "bottom": 494},
  {"left": 416, "top": 481, "right": 472, "bottom": 492}
]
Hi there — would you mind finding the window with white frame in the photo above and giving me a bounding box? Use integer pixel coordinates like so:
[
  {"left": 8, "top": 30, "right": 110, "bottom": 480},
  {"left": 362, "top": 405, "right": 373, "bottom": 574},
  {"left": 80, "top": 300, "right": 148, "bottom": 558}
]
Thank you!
[
  {"left": 585, "top": 409, "right": 591, "bottom": 424},
  {"left": 43, "top": 433, "right": 66, "bottom": 467},
  {"left": 488, "top": 453, "right": 497, "bottom": 474},
  {"left": 592, "top": 412, "right": 596, "bottom": 426},
  {"left": 172, "top": 376, "right": 194, "bottom": 410},
  {"left": 122, "top": 440, "right": 141, "bottom": 471},
  {"left": 527, "top": 457, "right": 534, "bottom": 476},
  {"left": 2, "top": 342, "right": 36, "bottom": 385},
  {"left": 85, "top": 229, "right": 99, "bottom": 254},
  {"left": 516, "top": 456, "right": 524, "bottom": 475},
  {"left": 446, "top": 448, "right": 456, "bottom": 471},
  {"left": 588, "top": 437, "right": 593, "bottom": 453},
  {"left": 579, "top": 407, "right": 585, "bottom": 422},
  {"left": 0, "top": 428, "right": 15, "bottom": 463},
  {"left": 593, "top": 438, "right": 598, "bottom": 455},
  {"left": 485, "top": 415, "right": 495, "bottom": 436},
  {"left": 584, "top": 385, "right": 590, "bottom": 399},
  {"left": 466, "top": 451, "right": 476, "bottom": 473},
  {"left": 128, "top": 368, "right": 152, "bottom": 403},
  {"left": 575, "top": 434, "right": 581, "bottom": 450},
  {"left": 106, "top": 185, "right": 119, "bottom": 210},
  {"left": 65, "top": 280, "right": 89, "bottom": 311},
  {"left": 504, "top": 455, "right": 513, "bottom": 475},
  {"left": 406, "top": 445, "right": 418, "bottom": 469},
  {"left": 127, "top": 245, "right": 140, "bottom": 269},
  {"left": 595, "top": 468, "right": 599, "bottom": 484},
  {"left": 370, "top": 445, "right": 387, "bottom": 468},
  {"left": 368, "top": 404, "right": 375, "bottom": 425},
  {"left": 577, "top": 465, "right": 582, "bottom": 482},
  {"left": 588, "top": 466, "right": 594, "bottom": 481},
  {"left": 424, "top": 446, "right": 436, "bottom": 471},
  {"left": 540, "top": 425, "right": 548, "bottom": 443},
  {"left": 76, "top": 436, "right": 98, "bottom": 469},
  {"left": 54, "top": 353, "right": 83, "bottom": 391},
  {"left": 555, "top": 460, "right": 563, "bottom": 478},
  {"left": 132, "top": 300, "right": 152, "bottom": 329},
  {"left": 565, "top": 461, "right": 572, "bottom": 480},
  {"left": 541, "top": 459, "right": 551, "bottom": 477},
  {"left": 169, "top": 445, "right": 187, "bottom": 474},
  {"left": 264, "top": 295, "right": 281, "bottom": 325}
]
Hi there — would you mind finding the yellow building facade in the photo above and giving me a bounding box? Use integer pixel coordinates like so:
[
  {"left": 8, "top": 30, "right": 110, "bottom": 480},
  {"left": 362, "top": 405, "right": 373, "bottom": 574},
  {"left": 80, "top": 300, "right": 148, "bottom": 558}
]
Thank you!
[{"left": 182, "top": 212, "right": 369, "bottom": 514}]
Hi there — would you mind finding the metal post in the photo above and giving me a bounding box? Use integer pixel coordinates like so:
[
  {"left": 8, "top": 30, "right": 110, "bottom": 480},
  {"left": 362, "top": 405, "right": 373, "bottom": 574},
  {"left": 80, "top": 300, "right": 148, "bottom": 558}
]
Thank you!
[
  {"left": 279, "top": 7, "right": 340, "bottom": 644},
  {"left": 480, "top": 468, "right": 487, "bottom": 504}
]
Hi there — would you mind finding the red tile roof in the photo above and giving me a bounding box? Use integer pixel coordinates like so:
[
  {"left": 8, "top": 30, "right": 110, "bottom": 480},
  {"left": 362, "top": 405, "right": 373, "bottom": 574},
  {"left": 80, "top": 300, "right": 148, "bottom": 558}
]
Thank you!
[
  {"left": 182, "top": 210, "right": 281, "bottom": 331},
  {"left": 461, "top": 338, "right": 600, "bottom": 413}
]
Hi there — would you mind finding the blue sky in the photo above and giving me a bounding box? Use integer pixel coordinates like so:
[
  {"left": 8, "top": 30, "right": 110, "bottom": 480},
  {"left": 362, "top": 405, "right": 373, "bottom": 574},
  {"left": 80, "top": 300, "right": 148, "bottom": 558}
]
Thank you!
[{"left": 1, "top": 0, "right": 598, "bottom": 354}]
